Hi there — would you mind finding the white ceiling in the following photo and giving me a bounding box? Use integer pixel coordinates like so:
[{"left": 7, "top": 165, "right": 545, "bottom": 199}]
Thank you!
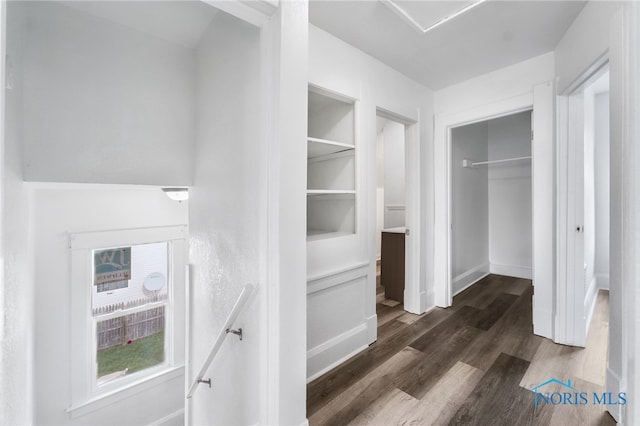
[
  {"left": 57, "top": 1, "right": 219, "bottom": 48},
  {"left": 309, "top": 0, "right": 586, "bottom": 90}
]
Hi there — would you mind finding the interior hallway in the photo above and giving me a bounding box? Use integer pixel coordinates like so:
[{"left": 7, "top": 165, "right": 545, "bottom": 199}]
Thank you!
[{"left": 307, "top": 275, "right": 614, "bottom": 425}]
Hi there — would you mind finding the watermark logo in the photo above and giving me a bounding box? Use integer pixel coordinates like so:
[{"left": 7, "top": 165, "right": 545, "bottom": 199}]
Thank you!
[{"left": 531, "top": 378, "right": 627, "bottom": 408}]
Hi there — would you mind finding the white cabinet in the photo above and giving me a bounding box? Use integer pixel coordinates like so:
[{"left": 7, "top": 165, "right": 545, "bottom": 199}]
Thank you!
[{"left": 307, "top": 86, "right": 356, "bottom": 240}]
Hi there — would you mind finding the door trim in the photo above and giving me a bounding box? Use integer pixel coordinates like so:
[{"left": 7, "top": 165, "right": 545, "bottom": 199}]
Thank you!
[
  {"left": 375, "top": 107, "right": 423, "bottom": 314},
  {"left": 434, "top": 92, "right": 533, "bottom": 308},
  {"left": 434, "top": 85, "right": 556, "bottom": 340},
  {"left": 555, "top": 58, "right": 609, "bottom": 347}
]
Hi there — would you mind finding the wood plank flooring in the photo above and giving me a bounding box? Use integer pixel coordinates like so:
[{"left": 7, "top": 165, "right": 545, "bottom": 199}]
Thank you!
[{"left": 307, "top": 274, "right": 616, "bottom": 426}]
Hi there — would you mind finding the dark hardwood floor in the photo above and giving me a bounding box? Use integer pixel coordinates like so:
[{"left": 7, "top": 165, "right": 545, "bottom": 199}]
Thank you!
[{"left": 307, "top": 274, "right": 615, "bottom": 426}]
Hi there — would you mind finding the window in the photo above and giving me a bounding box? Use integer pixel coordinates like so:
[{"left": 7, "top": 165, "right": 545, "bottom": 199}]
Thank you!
[
  {"left": 93, "top": 243, "right": 169, "bottom": 384},
  {"left": 69, "top": 226, "right": 186, "bottom": 410}
]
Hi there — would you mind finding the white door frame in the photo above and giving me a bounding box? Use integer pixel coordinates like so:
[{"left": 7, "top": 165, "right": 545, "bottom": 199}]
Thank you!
[
  {"left": 375, "top": 107, "right": 422, "bottom": 314},
  {"left": 434, "top": 92, "right": 533, "bottom": 308},
  {"left": 555, "top": 57, "right": 608, "bottom": 347},
  {"left": 434, "top": 84, "right": 556, "bottom": 340}
]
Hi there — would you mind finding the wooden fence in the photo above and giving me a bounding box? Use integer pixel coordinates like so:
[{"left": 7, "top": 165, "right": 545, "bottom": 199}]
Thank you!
[
  {"left": 96, "top": 306, "right": 165, "bottom": 350},
  {"left": 93, "top": 293, "right": 168, "bottom": 316}
]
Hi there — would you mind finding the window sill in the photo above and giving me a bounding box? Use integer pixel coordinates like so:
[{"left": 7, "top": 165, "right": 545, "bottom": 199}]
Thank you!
[{"left": 67, "top": 365, "right": 184, "bottom": 419}]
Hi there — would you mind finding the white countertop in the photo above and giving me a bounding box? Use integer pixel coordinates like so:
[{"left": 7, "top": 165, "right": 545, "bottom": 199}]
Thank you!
[{"left": 382, "top": 227, "right": 405, "bottom": 234}]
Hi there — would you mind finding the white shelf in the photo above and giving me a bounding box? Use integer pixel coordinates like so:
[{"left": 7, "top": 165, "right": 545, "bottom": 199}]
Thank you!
[
  {"left": 308, "top": 137, "right": 354, "bottom": 159},
  {"left": 307, "top": 189, "right": 355, "bottom": 196},
  {"left": 307, "top": 86, "right": 356, "bottom": 240},
  {"left": 308, "top": 90, "right": 354, "bottom": 145}
]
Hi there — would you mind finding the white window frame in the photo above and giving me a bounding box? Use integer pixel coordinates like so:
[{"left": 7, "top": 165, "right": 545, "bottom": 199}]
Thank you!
[{"left": 68, "top": 226, "right": 186, "bottom": 415}]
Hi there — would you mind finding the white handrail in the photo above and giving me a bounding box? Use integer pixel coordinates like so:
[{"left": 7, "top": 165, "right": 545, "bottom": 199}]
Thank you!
[{"left": 186, "top": 283, "right": 254, "bottom": 399}]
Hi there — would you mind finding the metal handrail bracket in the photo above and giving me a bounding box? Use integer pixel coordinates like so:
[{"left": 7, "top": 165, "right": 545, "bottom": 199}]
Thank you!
[{"left": 186, "top": 283, "right": 254, "bottom": 399}]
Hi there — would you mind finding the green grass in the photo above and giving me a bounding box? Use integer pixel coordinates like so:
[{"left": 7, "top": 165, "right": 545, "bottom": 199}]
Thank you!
[{"left": 97, "top": 331, "right": 164, "bottom": 378}]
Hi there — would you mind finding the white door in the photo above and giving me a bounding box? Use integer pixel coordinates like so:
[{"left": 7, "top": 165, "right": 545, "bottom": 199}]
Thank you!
[
  {"left": 567, "top": 92, "right": 587, "bottom": 346},
  {"left": 555, "top": 89, "right": 589, "bottom": 347},
  {"left": 404, "top": 121, "right": 421, "bottom": 313},
  {"left": 531, "top": 81, "right": 556, "bottom": 339}
]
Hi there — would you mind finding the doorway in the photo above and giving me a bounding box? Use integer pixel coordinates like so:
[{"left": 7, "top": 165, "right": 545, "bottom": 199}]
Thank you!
[
  {"left": 557, "top": 64, "right": 610, "bottom": 347},
  {"left": 434, "top": 82, "right": 555, "bottom": 338},
  {"left": 449, "top": 111, "right": 533, "bottom": 296},
  {"left": 374, "top": 108, "right": 421, "bottom": 315},
  {"left": 376, "top": 116, "right": 407, "bottom": 307}
]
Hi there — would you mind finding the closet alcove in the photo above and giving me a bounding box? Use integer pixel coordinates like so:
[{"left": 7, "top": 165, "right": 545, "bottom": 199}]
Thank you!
[{"left": 451, "top": 110, "right": 533, "bottom": 294}]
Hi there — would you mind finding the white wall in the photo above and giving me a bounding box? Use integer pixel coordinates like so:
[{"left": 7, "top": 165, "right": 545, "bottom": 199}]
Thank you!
[
  {"left": 610, "top": 10, "right": 624, "bottom": 423},
  {"left": 609, "top": 5, "right": 640, "bottom": 423},
  {"left": 22, "top": 2, "right": 195, "bottom": 186},
  {"left": 594, "top": 92, "right": 610, "bottom": 289},
  {"left": 488, "top": 111, "right": 532, "bottom": 279},
  {"left": 382, "top": 120, "right": 405, "bottom": 229},
  {"left": 31, "top": 185, "right": 188, "bottom": 426},
  {"left": 434, "top": 52, "right": 555, "bottom": 115},
  {"left": 1, "top": 2, "right": 34, "bottom": 424},
  {"left": 554, "top": 1, "right": 622, "bottom": 94},
  {"left": 451, "top": 122, "right": 489, "bottom": 294},
  {"left": 188, "top": 12, "right": 261, "bottom": 426},
  {"left": 583, "top": 88, "right": 597, "bottom": 306},
  {"left": 307, "top": 24, "right": 433, "bottom": 379}
]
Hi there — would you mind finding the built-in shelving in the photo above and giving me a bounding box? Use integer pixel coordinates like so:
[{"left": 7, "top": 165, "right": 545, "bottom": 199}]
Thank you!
[
  {"left": 308, "top": 137, "right": 354, "bottom": 159},
  {"left": 307, "top": 86, "right": 356, "bottom": 240},
  {"left": 307, "top": 189, "right": 356, "bottom": 195}
]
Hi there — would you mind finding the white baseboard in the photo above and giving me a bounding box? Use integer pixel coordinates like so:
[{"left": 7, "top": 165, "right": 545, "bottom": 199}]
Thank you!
[
  {"left": 453, "top": 262, "right": 490, "bottom": 295},
  {"left": 150, "top": 409, "right": 184, "bottom": 426},
  {"left": 365, "top": 314, "right": 377, "bottom": 343},
  {"left": 424, "top": 290, "right": 433, "bottom": 310},
  {"left": 307, "top": 339, "right": 368, "bottom": 383},
  {"left": 534, "top": 304, "right": 554, "bottom": 340},
  {"left": 306, "top": 323, "right": 369, "bottom": 382},
  {"left": 489, "top": 263, "right": 532, "bottom": 279},
  {"left": 606, "top": 367, "right": 623, "bottom": 423}
]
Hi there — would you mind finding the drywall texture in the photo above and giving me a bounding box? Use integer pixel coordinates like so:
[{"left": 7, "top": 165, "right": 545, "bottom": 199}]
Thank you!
[
  {"left": 554, "top": 1, "right": 622, "bottom": 94},
  {"left": 31, "top": 186, "right": 187, "bottom": 425},
  {"left": 451, "top": 122, "right": 489, "bottom": 294},
  {"left": 21, "top": 2, "right": 195, "bottom": 185},
  {"left": 1, "top": 2, "right": 34, "bottom": 424},
  {"left": 488, "top": 111, "right": 532, "bottom": 278},
  {"left": 434, "top": 52, "right": 555, "bottom": 115},
  {"left": 188, "top": 13, "right": 261, "bottom": 426}
]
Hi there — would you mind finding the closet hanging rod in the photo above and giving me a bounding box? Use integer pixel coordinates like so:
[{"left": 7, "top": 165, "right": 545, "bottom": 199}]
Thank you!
[{"left": 463, "top": 156, "right": 532, "bottom": 167}]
